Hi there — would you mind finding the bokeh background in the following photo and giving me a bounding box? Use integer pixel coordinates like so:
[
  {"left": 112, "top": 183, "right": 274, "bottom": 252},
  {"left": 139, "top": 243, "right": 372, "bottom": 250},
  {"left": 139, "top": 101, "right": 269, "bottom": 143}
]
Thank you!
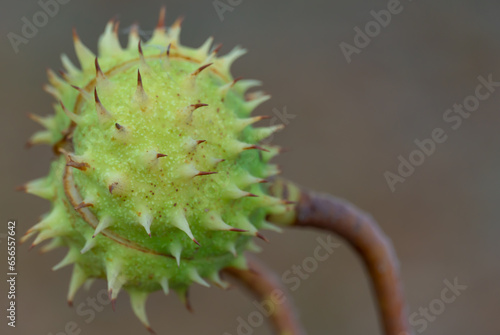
[{"left": 1, "top": 0, "right": 499, "bottom": 334}]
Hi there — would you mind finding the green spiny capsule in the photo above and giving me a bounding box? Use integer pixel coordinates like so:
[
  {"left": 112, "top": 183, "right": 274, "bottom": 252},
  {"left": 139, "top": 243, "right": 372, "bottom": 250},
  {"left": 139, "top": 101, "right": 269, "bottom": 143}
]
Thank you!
[{"left": 22, "top": 9, "right": 286, "bottom": 331}]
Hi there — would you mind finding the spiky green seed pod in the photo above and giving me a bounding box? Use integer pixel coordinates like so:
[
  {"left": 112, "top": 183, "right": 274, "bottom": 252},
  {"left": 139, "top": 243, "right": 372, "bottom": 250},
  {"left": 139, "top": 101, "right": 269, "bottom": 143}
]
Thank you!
[{"left": 22, "top": 9, "right": 286, "bottom": 330}]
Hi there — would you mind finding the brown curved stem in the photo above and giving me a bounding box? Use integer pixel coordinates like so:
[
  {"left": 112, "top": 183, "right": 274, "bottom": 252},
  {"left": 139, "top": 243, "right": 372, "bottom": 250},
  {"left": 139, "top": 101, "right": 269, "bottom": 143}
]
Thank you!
[
  {"left": 224, "top": 255, "right": 307, "bottom": 335},
  {"left": 269, "top": 181, "right": 412, "bottom": 335}
]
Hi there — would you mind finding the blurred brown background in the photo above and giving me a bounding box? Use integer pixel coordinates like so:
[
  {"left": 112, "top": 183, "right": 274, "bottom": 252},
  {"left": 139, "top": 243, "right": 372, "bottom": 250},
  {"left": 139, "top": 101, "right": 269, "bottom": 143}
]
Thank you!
[{"left": 1, "top": 0, "right": 499, "bottom": 334}]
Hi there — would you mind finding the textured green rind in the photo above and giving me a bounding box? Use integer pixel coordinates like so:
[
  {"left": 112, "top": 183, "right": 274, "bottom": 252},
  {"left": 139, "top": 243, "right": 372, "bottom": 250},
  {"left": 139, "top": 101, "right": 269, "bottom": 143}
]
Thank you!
[
  {"left": 24, "top": 14, "right": 287, "bottom": 328},
  {"left": 45, "top": 156, "right": 248, "bottom": 292}
]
